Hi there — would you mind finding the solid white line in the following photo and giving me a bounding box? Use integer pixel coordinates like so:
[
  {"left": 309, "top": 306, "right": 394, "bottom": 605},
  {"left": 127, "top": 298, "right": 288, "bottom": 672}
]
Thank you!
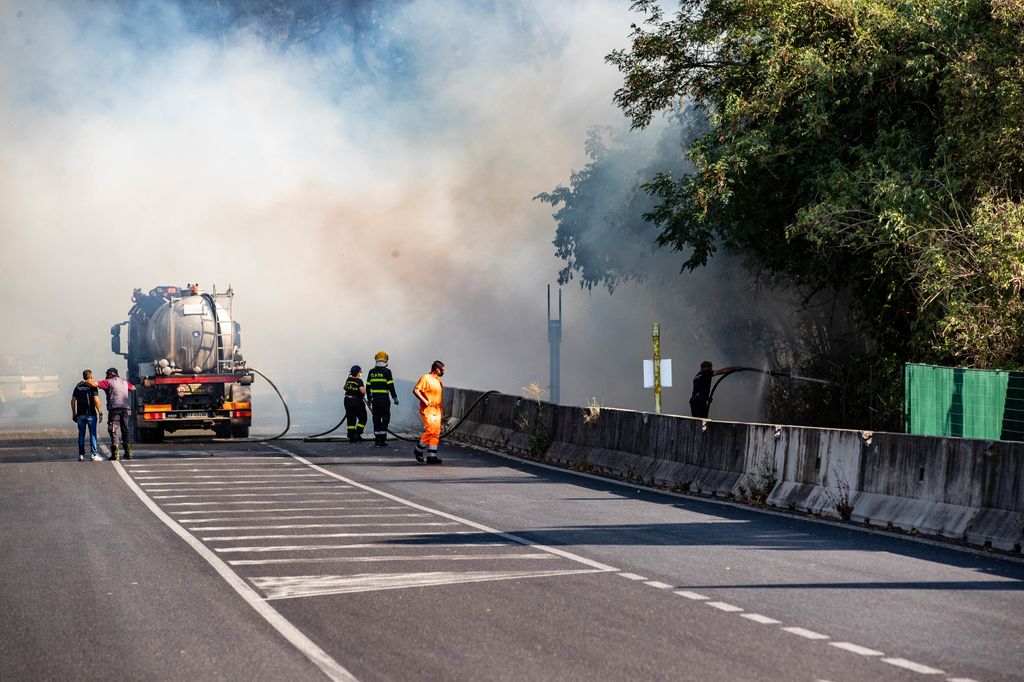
[
  {"left": 740, "top": 613, "right": 780, "bottom": 625},
  {"left": 674, "top": 590, "right": 708, "bottom": 600},
  {"left": 706, "top": 601, "right": 743, "bottom": 613},
  {"left": 171, "top": 505, "right": 403, "bottom": 515},
  {"left": 644, "top": 580, "right": 673, "bottom": 589},
  {"left": 202, "top": 526, "right": 464, "bottom": 541},
  {"left": 228, "top": 553, "right": 557, "bottom": 566},
  {"left": 783, "top": 627, "right": 830, "bottom": 640},
  {"left": 129, "top": 467, "right": 299, "bottom": 473},
  {"left": 829, "top": 642, "right": 883, "bottom": 656},
  {"left": 145, "top": 486, "right": 340, "bottom": 493},
  {"left": 136, "top": 473, "right": 317, "bottom": 480},
  {"left": 111, "top": 461, "right": 358, "bottom": 682},
  {"left": 155, "top": 492, "right": 371, "bottom": 500},
  {"left": 141, "top": 479, "right": 331, "bottom": 486},
  {"left": 618, "top": 572, "right": 647, "bottom": 581},
  {"left": 881, "top": 658, "right": 944, "bottom": 674},
  {"left": 163, "top": 499, "right": 371, "bottom": 507},
  {"left": 215, "top": 542, "right": 508, "bottom": 554},
  {"left": 124, "top": 457, "right": 289, "bottom": 464},
  {"left": 185, "top": 516, "right": 431, "bottom": 528},
  {"left": 269, "top": 445, "right": 618, "bottom": 572},
  {"left": 946, "top": 678, "right": 980, "bottom": 682}
]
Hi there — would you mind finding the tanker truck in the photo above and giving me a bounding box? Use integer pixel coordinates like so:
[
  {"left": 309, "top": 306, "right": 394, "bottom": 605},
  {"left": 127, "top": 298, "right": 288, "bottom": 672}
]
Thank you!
[{"left": 111, "top": 284, "right": 254, "bottom": 442}]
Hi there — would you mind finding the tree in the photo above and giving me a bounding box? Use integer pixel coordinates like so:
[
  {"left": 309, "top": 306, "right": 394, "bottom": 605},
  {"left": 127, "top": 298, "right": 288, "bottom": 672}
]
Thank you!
[{"left": 599, "top": 0, "right": 1024, "bottom": 422}]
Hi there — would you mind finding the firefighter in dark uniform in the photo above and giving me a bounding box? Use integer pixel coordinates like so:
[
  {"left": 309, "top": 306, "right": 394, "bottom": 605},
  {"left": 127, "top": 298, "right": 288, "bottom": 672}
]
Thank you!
[
  {"left": 689, "top": 361, "right": 741, "bottom": 418},
  {"left": 343, "top": 365, "right": 367, "bottom": 442},
  {"left": 366, "top": 351, "right": 399, "bottom": 447}
]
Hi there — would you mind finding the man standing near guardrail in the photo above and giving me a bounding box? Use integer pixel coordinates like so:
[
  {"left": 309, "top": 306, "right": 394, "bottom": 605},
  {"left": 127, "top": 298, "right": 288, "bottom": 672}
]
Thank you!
[
  {"left": 689, "top": 361, "right": 740, "bottom": 418},
  {"left": 412, "top": 360, "right": 445, "bottom": 464}
]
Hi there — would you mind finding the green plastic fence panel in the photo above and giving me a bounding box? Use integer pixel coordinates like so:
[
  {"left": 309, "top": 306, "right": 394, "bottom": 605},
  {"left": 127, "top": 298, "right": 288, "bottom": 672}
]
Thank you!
[{"left": 904, "top": 363, "right": 1020, "bottom": 441}]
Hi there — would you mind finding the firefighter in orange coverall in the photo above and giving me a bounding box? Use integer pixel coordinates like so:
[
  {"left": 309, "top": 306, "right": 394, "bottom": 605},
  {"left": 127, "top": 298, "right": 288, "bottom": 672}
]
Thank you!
[{"left": 412, "top": 360, "right": 445, "bottom": 464}]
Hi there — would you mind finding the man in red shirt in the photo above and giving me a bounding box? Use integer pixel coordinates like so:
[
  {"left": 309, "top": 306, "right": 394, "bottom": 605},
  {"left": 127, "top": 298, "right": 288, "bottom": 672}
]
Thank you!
[{"left": 92, "top": 367, "right": 136, "bottom": 460}]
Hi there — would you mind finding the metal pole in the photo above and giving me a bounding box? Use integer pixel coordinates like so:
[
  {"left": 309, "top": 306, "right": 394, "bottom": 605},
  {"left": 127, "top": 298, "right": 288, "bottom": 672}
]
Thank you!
[
  {"left": 652, "top": 322, "right": 662, "bottom": 415},
  {"left": 547, "top": 286, "right": 562, "bottom": 404}
]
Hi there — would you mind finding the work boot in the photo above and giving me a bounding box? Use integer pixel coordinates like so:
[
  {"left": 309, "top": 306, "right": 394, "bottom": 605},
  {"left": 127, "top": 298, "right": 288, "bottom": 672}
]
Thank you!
[
  {"left": 124, "top": 445, "right": 132, "bottom": 460},
  {"left": 426, "top": 455, "right": 443, "bottom": 465},
  {"left": 109, "top": 446, "right": 120, "bottom": 461},
  {"left": 414, "top": 448, "right": 424, "bottom": 462}
]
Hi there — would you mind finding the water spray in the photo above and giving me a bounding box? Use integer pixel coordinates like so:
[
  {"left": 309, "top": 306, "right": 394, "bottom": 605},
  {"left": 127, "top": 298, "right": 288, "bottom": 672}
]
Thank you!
[{"left": 708, "top": 366, "right": 830, "bottom": 416}]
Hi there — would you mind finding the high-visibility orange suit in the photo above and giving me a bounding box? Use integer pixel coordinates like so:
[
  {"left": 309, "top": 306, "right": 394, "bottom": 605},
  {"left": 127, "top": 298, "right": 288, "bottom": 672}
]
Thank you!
[{"left": 414, "top": 371, "right": 443, "bottom": 454}]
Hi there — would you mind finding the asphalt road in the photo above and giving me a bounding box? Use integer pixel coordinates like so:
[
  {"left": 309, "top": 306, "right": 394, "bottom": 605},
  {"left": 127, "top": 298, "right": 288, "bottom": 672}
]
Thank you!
[{"left": 2, "top": 429, "right": 1022, "bottom": 681}]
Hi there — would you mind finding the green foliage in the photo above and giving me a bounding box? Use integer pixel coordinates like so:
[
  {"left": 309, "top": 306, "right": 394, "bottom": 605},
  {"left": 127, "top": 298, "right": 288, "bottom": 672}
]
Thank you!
[{"left": 607, "top": 0, "right": 1024, "bottom": 385}]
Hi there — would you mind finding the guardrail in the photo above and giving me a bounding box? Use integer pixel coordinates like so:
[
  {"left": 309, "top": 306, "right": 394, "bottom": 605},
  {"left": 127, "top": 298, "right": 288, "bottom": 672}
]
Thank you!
[{"left": 442, "top": 388, "right": 1024, "bottom": 553}]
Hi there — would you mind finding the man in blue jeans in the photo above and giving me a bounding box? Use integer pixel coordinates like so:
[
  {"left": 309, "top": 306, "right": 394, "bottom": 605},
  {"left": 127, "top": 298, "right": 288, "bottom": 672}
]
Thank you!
[{"left": 71, "top": 369, "right": 103, "bottom": 461}]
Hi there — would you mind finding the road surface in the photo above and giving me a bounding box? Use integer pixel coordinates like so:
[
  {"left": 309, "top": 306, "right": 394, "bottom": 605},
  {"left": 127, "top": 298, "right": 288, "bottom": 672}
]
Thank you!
[{"left": 2, "top": 429, "right": 1021, "bottom": 681}]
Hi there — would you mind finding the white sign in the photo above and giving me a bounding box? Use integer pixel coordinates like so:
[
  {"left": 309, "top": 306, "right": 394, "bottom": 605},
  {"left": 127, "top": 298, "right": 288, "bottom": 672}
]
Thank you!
[{"left": 643, "top": 359, "right": 673, "bottom": 388}]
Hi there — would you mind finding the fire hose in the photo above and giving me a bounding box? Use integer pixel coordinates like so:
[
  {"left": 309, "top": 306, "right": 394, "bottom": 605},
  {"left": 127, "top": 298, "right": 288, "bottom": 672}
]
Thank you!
[
  {"left": 304, "top": 389, "right": 501, "bottom": 443},
  {"left": 707, "top": 366, "right": 830, "bottom": 413}
]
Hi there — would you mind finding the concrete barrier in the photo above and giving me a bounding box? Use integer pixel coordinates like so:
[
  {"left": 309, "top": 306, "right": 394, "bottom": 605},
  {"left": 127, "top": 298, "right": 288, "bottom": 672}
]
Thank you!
[{"left": 443, "top": 387, "right": 1024, "bottom": 553}]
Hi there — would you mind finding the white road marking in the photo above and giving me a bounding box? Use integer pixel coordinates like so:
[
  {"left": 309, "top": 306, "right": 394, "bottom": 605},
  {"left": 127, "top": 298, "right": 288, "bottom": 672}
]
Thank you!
[
  {"left": 740, "top": 613, "right": 780, "bottom": 625},
  {"left": 644, "top": 580, "right": 673, "bottom": 589},
  {"left": 202, "top": 526, "right": 465, "bottom": 541},
  {"left": 946, "top": 678, "right": 980, "bottom": 682},
  {"left": 270, "top": 444, "right": 618, "bottom": 572},
  {"left": 228, "top": 553, "right": 557, "bottom": 566},
  {"left": 155, "top": 492, "right": 372, "bottom": 500},
  {"left": 674, "top": 590, "right": 708, "bottom": 600},
  {"left": 216, "top": 542, "right": 508, "bottom": 554},
  {"left": 141, "top": 479, "right": 332, "bottom": 486},
  {"left": 163, "top": 499, "right": 373, "bottom": 507},
  {"left": 111, "top": 462, "right": 358, "bottom": 682},
  {"left": 129, "top": 466, "right": 299, "bottom": 473},
  {"left": 829, "top": 642, "right": 883, "bottom": 656},
  {"left": 136, "top": 473, "right": 317, "bottom": 480},
  {"left": 124, "top": 457, "right": 289, "bottom": 463},
  {"left": 706, "top": 601, "right": 743, "bottom": 613},
  {"left": 783, "top": 627, "right": 830, "bottom": 640},
  {"left": 186, "top": 516, "right": 431, "bottom": 528},
  {"left": 881, "top": 658, "right": 944, "bottom": 674},
  {"left": 252, "top": 569, "right": 606, "bottom": 600},
  {"left": 146, "top": 486, "right": 340, "bottom": 493},
  {"left": 618, "top": 572, "right": 647, "bottom": 581},
  {"left": 171, "top": 505, "right": 403, "bottom": 515}
]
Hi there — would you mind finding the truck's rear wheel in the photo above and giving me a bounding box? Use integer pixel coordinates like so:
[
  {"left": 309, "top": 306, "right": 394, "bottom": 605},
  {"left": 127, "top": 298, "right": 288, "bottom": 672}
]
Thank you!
[
  {"left": 214, "top": 424, "right": 231, "bottom": 439},
  {"left": 231, "top": 425, "right": 250, "bottom": 439}
]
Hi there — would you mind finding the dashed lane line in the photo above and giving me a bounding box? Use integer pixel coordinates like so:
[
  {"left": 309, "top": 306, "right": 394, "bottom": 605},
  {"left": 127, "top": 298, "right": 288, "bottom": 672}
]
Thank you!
[
  {"left": 829, "top": 642, "right": 883, "bottom": 657},
  {"left": 740, "top": 613, "right": 781, "bottom": 625},
  {"left": 881, "top": 658, "right": 945, "bottom": 675},
  {"left": 674, "top": 590, "right": 708, "bottom": 600},
  {"left": 112, "top": 461, "right": 359, "bottom": 682},
  {"left": 618, "top": 572, "right": 647, "bottom": 581},
  {"left": 783, "top": 627, "right": 830, "bottom": 641},
  {"left": 644, "top": 580, "right": 673, "bottom": 589},
  {"left": 706, "top": 602, "right": 744, "bottom": 613},
  {"left": 162, "top": 499, "right": 376, "bottom": 507}
]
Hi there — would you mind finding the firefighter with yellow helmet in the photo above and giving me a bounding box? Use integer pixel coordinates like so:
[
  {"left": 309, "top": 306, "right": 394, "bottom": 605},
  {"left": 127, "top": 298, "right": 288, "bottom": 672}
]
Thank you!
[{"left": 366, "top": 351, "right": 399, "bottom": 447}]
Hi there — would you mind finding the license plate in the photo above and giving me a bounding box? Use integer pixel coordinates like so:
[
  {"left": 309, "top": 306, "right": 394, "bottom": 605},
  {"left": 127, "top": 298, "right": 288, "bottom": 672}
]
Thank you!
[{"left": 182, "top": 411, "right": 210, "bottom": 419}]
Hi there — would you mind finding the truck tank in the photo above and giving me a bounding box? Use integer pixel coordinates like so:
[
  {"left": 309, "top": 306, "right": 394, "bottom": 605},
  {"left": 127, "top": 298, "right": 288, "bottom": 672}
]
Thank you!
[{"left": 112, "top": 284, "right": 254, "bottom": 442}]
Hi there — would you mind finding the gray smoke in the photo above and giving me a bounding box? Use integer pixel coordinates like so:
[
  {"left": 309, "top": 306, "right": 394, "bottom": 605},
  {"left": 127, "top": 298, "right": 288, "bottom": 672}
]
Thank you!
[{"left": 0, "top": 0, "right": 806, "bottom": 428}]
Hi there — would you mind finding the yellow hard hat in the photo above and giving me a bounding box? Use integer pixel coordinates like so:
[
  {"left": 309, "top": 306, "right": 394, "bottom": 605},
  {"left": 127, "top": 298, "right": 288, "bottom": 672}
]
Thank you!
[{"left": 374, "top": 351, "right": 389, "bottom": 363}]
